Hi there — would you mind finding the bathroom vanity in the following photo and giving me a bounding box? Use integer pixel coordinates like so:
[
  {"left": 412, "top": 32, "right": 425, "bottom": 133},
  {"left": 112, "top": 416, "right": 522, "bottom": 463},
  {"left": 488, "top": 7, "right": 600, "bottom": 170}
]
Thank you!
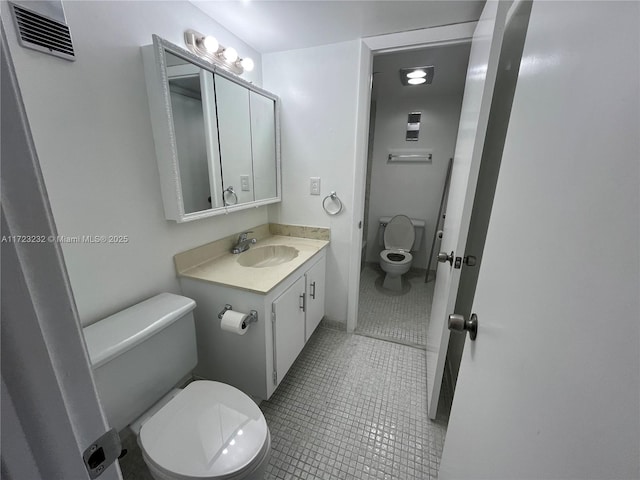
[{"left": 175, "top": 225, "right": 329, "bottom": 400}]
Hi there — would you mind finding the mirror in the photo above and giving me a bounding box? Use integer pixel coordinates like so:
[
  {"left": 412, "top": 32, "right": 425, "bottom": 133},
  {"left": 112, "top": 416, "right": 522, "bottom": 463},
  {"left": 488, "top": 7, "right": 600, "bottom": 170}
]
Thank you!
[
  {"left": 215, "top": 74, "right": 254, "bottom": 206},
  {"left": 142, "top": 35, "right": 281, "bottom": 222},
  {"left": 250, "top": 91, "right": 277, "bottom": 201},
  {"left": 165, "top": 52, "right": 223, "bottom": 213}
]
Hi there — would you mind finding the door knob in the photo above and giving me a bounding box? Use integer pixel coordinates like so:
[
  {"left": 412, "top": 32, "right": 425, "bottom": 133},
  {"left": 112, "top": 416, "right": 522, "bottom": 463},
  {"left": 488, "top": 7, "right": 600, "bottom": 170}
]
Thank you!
[
  {"left": 437, "top": 251, "right": 454, "bottom": 265},
  {"left": 448, "top": 313, "right": 478, "bottom": 340},
  {"left": 464, "top": 255, "right": 477, "bottom": 266}
]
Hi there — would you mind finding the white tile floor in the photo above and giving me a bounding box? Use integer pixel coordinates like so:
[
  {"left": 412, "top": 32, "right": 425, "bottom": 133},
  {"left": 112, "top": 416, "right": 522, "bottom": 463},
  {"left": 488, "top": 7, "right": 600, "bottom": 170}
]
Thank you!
[
  {"left": 356, "top": 263, "right": 433, "bottom": 347},
  {"left": 261, "top": 324, "right": 448, "bottom": 480}
]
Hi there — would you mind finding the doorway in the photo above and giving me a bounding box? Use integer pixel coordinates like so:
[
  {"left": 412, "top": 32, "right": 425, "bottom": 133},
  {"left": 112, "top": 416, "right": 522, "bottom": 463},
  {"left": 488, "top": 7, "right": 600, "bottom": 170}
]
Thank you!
[{"left": 355, "top": 43, "right": 471, "bottom": 351}]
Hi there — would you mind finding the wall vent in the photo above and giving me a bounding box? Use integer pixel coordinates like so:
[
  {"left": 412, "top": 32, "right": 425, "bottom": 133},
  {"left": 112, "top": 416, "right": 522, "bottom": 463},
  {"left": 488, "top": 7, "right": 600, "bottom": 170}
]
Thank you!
[{"left": 10, "top": 2, "right": 75, "bottom": 61}]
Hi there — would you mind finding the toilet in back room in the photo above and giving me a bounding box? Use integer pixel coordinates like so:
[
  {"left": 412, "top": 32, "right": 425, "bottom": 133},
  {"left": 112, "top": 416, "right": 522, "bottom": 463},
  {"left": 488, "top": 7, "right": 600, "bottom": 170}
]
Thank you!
[
  {"left": 82, "top": 293, "right": 271, "bottom": 480},
  {"left": 378, "top": 215, "right": 425, "bottom": 291}
]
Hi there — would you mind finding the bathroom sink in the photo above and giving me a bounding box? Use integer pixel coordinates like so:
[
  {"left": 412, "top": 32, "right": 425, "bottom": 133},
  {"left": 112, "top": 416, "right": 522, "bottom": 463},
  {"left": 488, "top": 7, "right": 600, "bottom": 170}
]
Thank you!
[{"left": 237, "top": 245, "right": 299, "bottom": 268}]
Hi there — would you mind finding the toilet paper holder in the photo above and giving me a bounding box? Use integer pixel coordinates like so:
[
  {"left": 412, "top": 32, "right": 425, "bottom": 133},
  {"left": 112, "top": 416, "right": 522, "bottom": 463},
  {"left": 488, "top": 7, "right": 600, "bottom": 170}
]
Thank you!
[{"left": 217, "top": 304, "right": 258, "bottom": 327}]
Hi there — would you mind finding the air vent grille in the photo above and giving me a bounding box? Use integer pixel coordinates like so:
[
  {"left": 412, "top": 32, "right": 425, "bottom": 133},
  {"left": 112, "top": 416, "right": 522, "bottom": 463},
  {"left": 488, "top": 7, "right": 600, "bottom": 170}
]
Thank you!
[{"left": 10, "top": 2, "right": 75, "bottom": 61}]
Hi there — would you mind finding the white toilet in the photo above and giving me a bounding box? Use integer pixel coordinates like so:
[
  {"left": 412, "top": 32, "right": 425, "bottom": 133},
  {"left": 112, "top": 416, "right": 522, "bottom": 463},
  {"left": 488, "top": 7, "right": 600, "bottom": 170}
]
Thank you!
[
  {"left": 83, "top": 293, "right": 271, "bottom": 480},
  {"left": 379, "top": 215, "right": 424, "bottom": 291}
]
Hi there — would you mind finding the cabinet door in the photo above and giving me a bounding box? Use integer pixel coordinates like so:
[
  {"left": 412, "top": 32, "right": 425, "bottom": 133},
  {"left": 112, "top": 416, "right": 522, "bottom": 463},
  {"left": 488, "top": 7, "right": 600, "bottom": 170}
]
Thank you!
[
  {"left": 305, "top": 258, "right": 326, "bottom": 341},
  {"left": 272, "top": 276, "right": 306, "bottom": 386},
  {"left": 250, "top": 91, "right": 277, "bottom": 201},
  {"left": 214, "top": 74, "right": 254, "bottom": 206}
]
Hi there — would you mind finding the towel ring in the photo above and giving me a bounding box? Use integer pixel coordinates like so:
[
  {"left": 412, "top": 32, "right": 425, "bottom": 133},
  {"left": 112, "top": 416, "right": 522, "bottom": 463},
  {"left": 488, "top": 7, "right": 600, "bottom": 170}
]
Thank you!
[
  {"left": 223, "top": 186, "right": 238, "bottom": 206},
  {"left": 322, "top": 191, "right": 343, "bottom": 215}
]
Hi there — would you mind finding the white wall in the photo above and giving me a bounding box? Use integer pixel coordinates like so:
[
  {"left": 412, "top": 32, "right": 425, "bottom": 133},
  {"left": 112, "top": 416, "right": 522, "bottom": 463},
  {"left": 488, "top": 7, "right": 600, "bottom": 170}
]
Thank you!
[
  {"left": 366, "top": 93, "right": 463, "bottom": 268},
  {"left": 2, "top": 0, "right": 267, "bottom": 325},
  {"left": 263, "top": 40, "right": 364, "bottom": 324}
]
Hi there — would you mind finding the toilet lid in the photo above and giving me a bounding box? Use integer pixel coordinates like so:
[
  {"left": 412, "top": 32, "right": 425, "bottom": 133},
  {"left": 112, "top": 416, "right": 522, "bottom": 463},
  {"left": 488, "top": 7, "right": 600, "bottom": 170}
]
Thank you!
[
  {"left": 384, "top": 215, "right": 415, "bottom": 251},
  {"left": 139, "top": 381, "right": 269, "bottom": 480}
]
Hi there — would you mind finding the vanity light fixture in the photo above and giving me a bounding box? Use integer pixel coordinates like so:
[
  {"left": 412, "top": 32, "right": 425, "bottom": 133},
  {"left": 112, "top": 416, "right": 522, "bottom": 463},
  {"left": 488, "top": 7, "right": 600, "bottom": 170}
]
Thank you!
[
  {"left": 184, "top": 29, "right": 254, "bottom": 76},
  {"left": 240, "top": 57, "right": 255, "bottom": 72},
  {"left": 222, "top": 46, "right": 238, "bottom": 62},
  {"left": 203, "top": 36, "right": 219, "bottom": 53},
  {"left": 399, "top": 65, "right": 435, "bottom": 86}
]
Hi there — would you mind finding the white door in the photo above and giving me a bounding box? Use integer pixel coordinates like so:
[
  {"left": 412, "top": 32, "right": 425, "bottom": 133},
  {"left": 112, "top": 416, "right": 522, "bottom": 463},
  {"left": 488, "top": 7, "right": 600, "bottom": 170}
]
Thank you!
[
  {"left": 2, "top": 25, "right": 122, "bottom": 480},
  {"left": 426, "top": 0, "right": 509, "bottom": 418},
  {"left": 439, "top": 1, "right": 640, "bottom": 478}
]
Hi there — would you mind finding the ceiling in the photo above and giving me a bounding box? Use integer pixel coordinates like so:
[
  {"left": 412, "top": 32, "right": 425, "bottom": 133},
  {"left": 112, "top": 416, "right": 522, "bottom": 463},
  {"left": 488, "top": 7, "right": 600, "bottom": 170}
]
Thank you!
[
  {"left": 372, "top": 41, "right": 472, "bottom": 98},
  {"left": 191, "top": 1, "right": 485, "bottom": 53}
]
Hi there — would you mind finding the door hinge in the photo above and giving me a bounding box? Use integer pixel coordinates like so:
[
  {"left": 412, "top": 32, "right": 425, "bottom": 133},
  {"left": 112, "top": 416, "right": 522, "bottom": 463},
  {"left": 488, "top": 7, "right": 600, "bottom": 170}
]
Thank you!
[
  {"left": 83, "top": 428, "right": 121, "bottom": 478},
  {"left": 272, "top": 370, "right": 277, "bottom": 385},
  {"left": 271, "top": 310, "right": 276, "bottom": 323}
]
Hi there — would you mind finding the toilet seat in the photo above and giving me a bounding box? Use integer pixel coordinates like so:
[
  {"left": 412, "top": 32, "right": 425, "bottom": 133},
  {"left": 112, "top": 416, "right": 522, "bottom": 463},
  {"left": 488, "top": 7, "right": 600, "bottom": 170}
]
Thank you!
[
  {"left": 380, "top": 249, "right": 413, "bottom": 265},
  {"left": 383, "top": 215, "right": 415, "bottom": 251},
  {"left": 139, "top": 381, "right": 269, "bottom": 480}
]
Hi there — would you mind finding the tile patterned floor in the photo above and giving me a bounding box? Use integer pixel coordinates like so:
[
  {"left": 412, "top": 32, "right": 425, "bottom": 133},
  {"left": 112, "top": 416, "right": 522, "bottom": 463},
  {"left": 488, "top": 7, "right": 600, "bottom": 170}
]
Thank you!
[
  {"left": 261, "top": 326, "right": 448, "bottom": 480},
  {"left": 118, "top": 433, "right": 153, "bottom": 480},
  {"left": 356, "top": 263, "right": 434, "bottom": 348}
]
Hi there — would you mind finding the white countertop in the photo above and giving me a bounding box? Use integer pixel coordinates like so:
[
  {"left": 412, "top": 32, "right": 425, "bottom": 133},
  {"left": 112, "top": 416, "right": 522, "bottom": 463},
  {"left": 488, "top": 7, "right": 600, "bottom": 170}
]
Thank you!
[{"left": 178, "top": 235, "right": 329, "bottom": 294}]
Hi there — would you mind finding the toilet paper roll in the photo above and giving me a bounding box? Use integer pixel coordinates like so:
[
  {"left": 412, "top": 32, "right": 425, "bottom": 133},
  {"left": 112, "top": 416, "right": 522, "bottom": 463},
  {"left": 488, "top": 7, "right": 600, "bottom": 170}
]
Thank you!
[{"left": 220, "top": 309, "right": 249, "bottom": 335}]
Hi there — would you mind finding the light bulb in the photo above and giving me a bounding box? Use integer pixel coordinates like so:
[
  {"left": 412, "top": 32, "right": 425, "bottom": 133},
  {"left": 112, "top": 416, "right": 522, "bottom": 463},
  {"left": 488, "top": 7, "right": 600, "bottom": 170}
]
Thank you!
[
  {"left": 202, "top": 35, "right": 219, "bottom": 53},
  {"left": 407, "top": 69, "right": 427, "bottom": 79},
  {"left": 240, "top": 57, "right": 254, "bottom": 72},
  {"left": 223, "top": 47, "right": 238, "bottom": 62},
  {"left": 408, "top": 78, "right": 426, "bottom": 85}
]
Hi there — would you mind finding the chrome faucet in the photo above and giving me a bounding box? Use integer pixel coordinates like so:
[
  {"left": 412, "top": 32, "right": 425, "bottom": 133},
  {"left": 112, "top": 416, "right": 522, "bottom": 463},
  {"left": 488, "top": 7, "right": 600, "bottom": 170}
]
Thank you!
[{"left": 231, "top": 231, "right": 257, "bottom": 254}]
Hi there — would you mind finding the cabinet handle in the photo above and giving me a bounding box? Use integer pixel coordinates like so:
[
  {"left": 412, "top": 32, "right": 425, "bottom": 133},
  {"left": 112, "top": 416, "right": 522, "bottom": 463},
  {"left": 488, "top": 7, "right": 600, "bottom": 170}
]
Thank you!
[
  {"left": 310, "top": 282, "right": 316, "bottom": 299},
  {"left": 299, "top": 293, "right": 306, "bottom": 312}
]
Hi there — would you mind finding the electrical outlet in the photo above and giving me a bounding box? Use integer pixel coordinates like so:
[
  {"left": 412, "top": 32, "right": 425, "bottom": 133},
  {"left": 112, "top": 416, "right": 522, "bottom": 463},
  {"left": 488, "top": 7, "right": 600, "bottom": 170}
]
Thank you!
[
  {"left": 240, "top": 175, "right": 250, "bottom": 191},
  {"left": 310, "top": 177, "right": 321, "bottom": 195}
]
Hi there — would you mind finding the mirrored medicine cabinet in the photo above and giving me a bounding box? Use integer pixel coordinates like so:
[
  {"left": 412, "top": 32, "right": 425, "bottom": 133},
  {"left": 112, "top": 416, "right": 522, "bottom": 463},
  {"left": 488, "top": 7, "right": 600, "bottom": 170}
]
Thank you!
[{"left": 142, "top": 35, "right": 281, "bottom": 222}]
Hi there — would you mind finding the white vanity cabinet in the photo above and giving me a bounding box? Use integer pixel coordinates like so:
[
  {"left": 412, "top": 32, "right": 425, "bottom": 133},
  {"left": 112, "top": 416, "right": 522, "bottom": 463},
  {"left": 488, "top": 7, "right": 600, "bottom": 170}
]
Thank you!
[
  {"left": 272, "top": 254, "right": 326, "bottom": 384},
  {"left": 179, "top": 248, "right": 326, "bottom": 400}
]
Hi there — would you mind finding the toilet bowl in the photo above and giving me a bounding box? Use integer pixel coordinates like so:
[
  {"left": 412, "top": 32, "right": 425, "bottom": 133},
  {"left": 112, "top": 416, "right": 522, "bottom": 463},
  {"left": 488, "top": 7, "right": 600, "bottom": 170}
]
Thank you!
[
  {"left": 82, "top": 293, "right": 271, "bottom": 480},
  {"left": 379, "top": 215, "right": 418, "bottom": 291}
]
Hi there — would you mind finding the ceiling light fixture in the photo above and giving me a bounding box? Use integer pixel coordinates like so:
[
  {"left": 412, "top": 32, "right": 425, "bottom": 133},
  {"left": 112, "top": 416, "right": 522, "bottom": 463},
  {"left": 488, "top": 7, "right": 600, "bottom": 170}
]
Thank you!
[
  {"left": 184, "top": 29, "right": 254, "bottom": 76},
  {"left": 399, "top": 65, "right": 435, "bottom": 86},
  {"left": 406, "top": 70, "right": 427, "bottom": 79}
]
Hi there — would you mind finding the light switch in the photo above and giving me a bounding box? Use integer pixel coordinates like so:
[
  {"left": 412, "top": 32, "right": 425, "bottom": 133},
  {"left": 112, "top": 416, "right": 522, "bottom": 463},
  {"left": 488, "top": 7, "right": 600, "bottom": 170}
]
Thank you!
[
  {"left": 310, "top": 177, "right": 321, "bottom": 195},
  {"left": 240, "top": 175, "right": 250, "bottom": 191}
]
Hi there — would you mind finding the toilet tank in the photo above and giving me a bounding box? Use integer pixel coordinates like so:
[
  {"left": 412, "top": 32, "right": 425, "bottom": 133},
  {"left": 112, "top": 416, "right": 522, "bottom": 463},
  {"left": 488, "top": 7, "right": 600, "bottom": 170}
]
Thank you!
[
  {"left": 379, "top": 216, "right": 425, "bottom": 251},
  {"left": 83, "top": 293, "right": 197, "bottom": 432}
]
